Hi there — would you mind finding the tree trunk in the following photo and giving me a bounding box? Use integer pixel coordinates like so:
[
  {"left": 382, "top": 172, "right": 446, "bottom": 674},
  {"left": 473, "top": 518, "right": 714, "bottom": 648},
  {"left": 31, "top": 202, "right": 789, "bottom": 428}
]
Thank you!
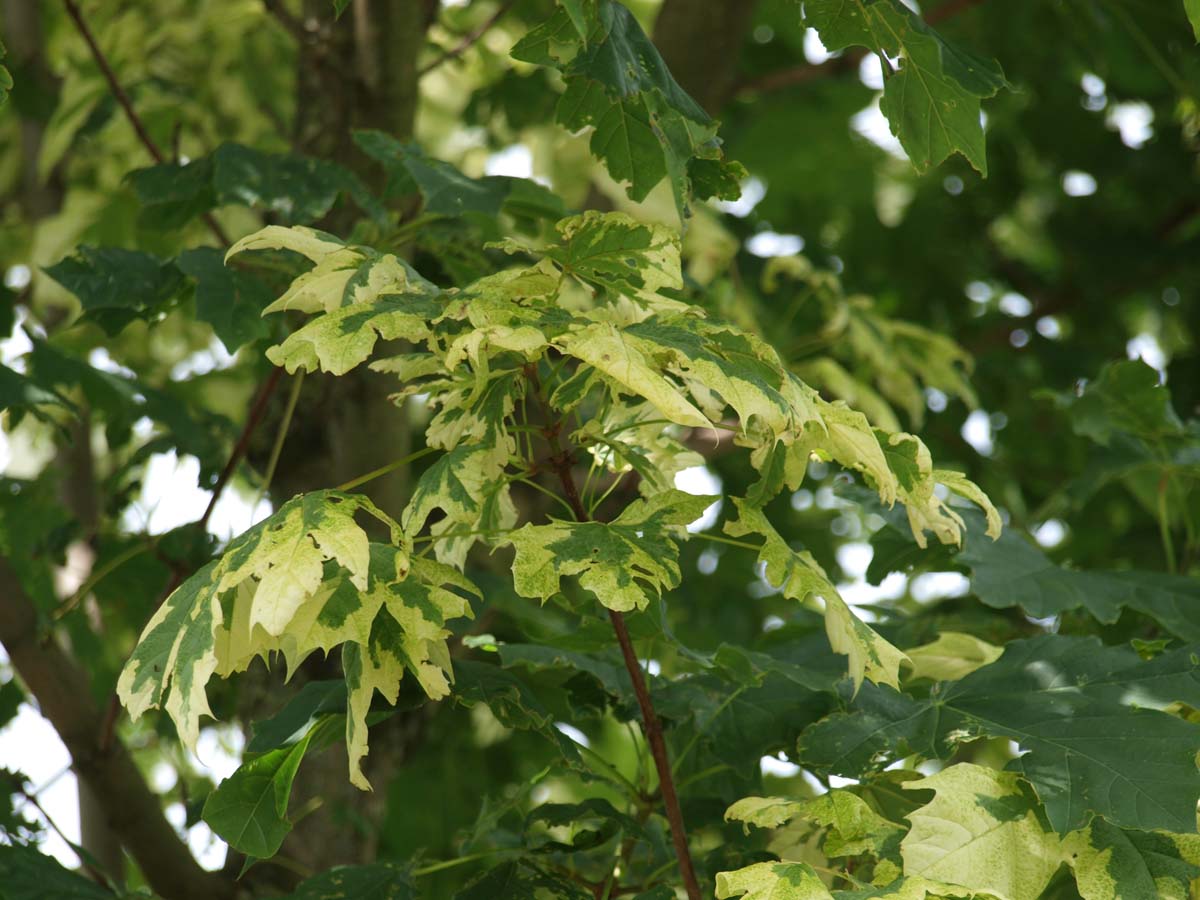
[
  {"left": 652, "top": 0, "right": 759, "bottom": 115},
  {"left": 236, "top": 2, "right": 438, "bottom": 887}
]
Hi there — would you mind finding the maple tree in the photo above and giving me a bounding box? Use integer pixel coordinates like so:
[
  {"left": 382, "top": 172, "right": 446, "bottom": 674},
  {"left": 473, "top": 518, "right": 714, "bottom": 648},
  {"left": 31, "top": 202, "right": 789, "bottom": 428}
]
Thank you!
[{"left": 1, "top": 1, "right": 1199, "bottom": 899}]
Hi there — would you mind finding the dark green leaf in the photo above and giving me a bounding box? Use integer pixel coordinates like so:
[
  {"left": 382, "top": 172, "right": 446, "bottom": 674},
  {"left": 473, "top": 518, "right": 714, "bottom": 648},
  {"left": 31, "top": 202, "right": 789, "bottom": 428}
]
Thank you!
[
  {"left": 801, "top": 635, "right": 1200, "bottom": 833},
  {"left": 0, "top": 843, "right": 115, "bottom": 899},
  {"left": 177, "top": 247, "right": 271, "bottom": 352},
  {"left": 246, "top": 680, "right": 347, "bottom": 754},
  {"left": 277, "top": 863, "right": 413, "bottom": 899},
  {"left": 44, "top": 248, "right": 184, "bottom": 335},
  {"left": 201, "top": 727, "right": 316, "bottom": 859}
]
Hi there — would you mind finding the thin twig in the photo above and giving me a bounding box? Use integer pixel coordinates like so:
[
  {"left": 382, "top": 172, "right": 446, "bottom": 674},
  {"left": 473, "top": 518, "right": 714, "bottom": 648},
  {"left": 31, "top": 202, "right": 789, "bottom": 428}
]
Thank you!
[
  {"left": 198, "top": 367, "right": 283, "bottom": 532},
  {"left": 262, "top": 0, "right": 308, "bottom": 42},
  {"left": 61, "top": 0, "right": 232, "bottom": 246},
  {"left": 252, "top": 370, "right": 305, "bottom": 511},
  {"left": 523, "top": 362, "right": 703, "bottom": 900},
  {"left": 418, "top": 0, "right": 515, "bottom": 77},
  {"left": 20, "top": 786, "right": 108, "bottom": 884}
]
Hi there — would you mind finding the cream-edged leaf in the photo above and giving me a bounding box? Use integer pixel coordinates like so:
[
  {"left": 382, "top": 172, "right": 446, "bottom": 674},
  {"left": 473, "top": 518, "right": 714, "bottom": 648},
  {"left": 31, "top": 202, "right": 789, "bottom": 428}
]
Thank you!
[
  {"left": 266, "top": 292, "right": 443, "bottom": 375},
  {"left": 727, "top": 499, "right": 906, "bottom": 690},
  {"left": 507, "top": 490, "right": 714, "bottom": 612},
  {"left": 1064, "top": 818, "right": 1200, "bottom": 900},
  {"left": 903, "top": 632, "right": 1003, "bottom": 682},
  {"left": 225, "top": 224, "right": 346, "bottom": 263},
  {"left": 901, "top": 764, "right": 1064, "bottom": 900},
  {"left": 715, "top": 861, "right": 833, "bottom": 900},
  {"left": 555, "top": 322, "right": 709, "bottom": 427}
]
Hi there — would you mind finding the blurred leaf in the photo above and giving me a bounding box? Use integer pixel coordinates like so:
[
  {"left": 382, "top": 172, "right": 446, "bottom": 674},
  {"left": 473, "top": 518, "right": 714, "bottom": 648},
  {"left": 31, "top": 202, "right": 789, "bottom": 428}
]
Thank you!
[
  {"left": 1052, "top": 359, "right": 1184, "bottom": 446},
  {"left": 128, "top": 143, "right": 383, "bottom": 228},
  {"left": 0, "top": 844, "right": 115, "bottom": 899},
  {"left": 278, "top": 862, "right": 413, "bottom": 899},
  {"left": 353, "top": 131, "right": 565, "bottom": 223},
  {"left": 44, "top": 248, "right": 184, "bottom": 335},
  {"left": 453, "top": 861, "right": 590, "bottom": 899},
  {"left": 176, "top": 247, "right": 271, "bottom": 352}
]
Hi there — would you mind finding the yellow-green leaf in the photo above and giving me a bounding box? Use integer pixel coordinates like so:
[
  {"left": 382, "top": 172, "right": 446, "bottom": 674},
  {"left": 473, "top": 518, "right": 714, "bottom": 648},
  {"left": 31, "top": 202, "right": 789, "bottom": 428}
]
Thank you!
[{"left": 727, "top": 499, "right": 906, "bottom": 690}]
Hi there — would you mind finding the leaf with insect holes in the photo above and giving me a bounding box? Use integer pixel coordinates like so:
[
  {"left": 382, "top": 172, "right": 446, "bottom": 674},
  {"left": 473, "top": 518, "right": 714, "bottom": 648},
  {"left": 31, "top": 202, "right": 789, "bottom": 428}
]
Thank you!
[
  {"left": 803, "top": 0, "right": 1008, "bottom": 175},
  {"left": 726, "top": 498, "right": 907, "bottom": 690},
  {"left": 507, "top": 489, "right": 715, "bottom": 612},
  {"left": 512, "top": 3, "right": 742, "bottom": 219}
]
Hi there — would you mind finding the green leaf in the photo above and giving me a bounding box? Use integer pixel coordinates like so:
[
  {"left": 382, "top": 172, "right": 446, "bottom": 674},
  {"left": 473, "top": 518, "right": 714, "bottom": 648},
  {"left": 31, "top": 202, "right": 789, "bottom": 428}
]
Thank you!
[
  {"left": 726, "top": 499, "right": 907, "bottom": 690},
  {"left": 900, "top": 764, "right": 1063, "bottom": 900},
  {"left": 1052, "top": 359, "right": 1184, "bottom": 446},
  {"left": 176, "top": 247, "right": 270, "bottom": 352},
  {"left": 246, "top": 679, "right": 346, "bottom": 754},
  {"left": 901, "top": 631, "right": 1002, "bottom": 681},
  {"left": 804, "top": 0, "right": 1008, "bottom": 174},
  {"left": 451, "top": 658, "right": 583, "bottom": 762},
  {"left": 507, "top": 489, "right": 714, "bottom": 612},
  {"left": 1187, "top": 0, "right": 1200, "bottom": 41},
  {"left": 44, "top": 247, "right": 184, "bottom": 335},
  {"left": 0, "top": 364, "right": 76, "bottom": 427},
  {"left": 715, "top": 861, "right": 833, "bottom": 899},
  {"left": 128, "top": 143, "right": 382, "bottom": 227},
  {"left": 1064, "top": 818, "right": 1200, "bottom": 900},
  {"left": 353, "top": 132, "right": 565, "bottom": 222},
  {"left": 0, "top": 843, "right": 115, "bottom": 899},
  {"left": 201, "top": 724, "right": 316, "bottom": 859},
  {"left": 962, "top": 517, "right": 1200, "bottom": 634},
  {"left": 513, "top": 1, "right": 741, "bottom": 219},
  {"left": 800, "top": 635, "right": 1200, "bottom": 834},
  {"left": 279, "top": 863, "right": 414, "bottom": 899},
  {"left": 0, "top": 39, "right": 13, "bottom": 108},
  {"left": 454, "top": 861, "right": 590, "bottom": 899}
]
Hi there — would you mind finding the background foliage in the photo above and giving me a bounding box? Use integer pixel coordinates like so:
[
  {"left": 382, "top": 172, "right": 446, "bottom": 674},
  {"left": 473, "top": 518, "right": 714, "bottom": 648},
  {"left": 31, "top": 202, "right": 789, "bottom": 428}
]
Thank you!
[{"left": 1, "top": 1, "right": 1198, "bottom": 899}]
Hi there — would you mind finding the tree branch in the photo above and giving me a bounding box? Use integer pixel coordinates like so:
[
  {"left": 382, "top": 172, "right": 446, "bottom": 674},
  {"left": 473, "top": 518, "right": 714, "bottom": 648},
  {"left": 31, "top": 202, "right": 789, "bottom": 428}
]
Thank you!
[
  {"left": 198, "top": 367, "right": 284, "bottom": 531},
  {"left": 61, "top": 0, "right": 231, "bottom": 246},
  {"left": 0, "top": 559, "right": 236, "bottom": 900},
  {"left": 417, "top": 0, "right": 514, "bottom": 78},
  {"left": 524, "top": 364, "right": 703, "bottom": 900}
]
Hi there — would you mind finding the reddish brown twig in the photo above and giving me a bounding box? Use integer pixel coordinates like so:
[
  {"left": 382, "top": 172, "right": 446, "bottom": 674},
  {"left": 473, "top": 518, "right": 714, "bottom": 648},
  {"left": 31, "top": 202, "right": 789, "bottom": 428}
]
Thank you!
[
  {"left": 524, "top": 364, "right": 703, "bottom": 900},
  {"left": 61, "top": 0, "right": 231, "bottom": 246},
  {"left": 198, "top": 367, "right": 284, "bottom": 531}
]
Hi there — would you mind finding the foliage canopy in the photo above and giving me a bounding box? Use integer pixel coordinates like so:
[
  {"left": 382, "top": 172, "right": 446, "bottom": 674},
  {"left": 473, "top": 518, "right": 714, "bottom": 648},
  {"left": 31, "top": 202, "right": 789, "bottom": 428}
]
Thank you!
[{"left": 1, "top": 1, "right": 1198, "bottom": 899}]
